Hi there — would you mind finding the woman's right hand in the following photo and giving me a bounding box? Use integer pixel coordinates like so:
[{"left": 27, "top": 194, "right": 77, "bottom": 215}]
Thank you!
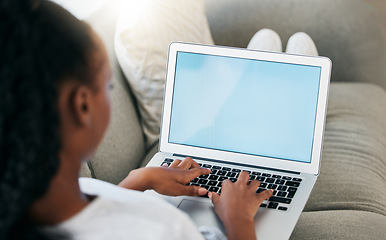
[{"left": 208, "top": 171, "right": 273, "bottom": 240}]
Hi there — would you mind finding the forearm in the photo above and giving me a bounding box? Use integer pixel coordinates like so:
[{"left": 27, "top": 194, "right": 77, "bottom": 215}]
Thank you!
[
  {"left": 223, "top": 216, "right": 257, "bottom": 240},
  {"left": 118, "top": 168, "right": 153, "bottom": 191}
]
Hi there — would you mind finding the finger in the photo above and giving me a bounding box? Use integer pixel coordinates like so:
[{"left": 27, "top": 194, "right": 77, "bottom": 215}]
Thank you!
[
  {"left": 208, "top": 191, "right": 220, "bottom": 204},
  {"left": 257, "top": 189, "right": 273, "bottom": 202},
  {"left": 161, "top": 163, "right": 169, "bottom": 167},
  {"left": 169, "top": 159, "right": 182, "bottom": 168},
  {"left": 248, "top": 179, "right": 261, "bottom": 190},
  {"left": 222, "top": 179, "right": 232, "bottom": 186},
  {"left": 185, "top": 167, "right": 211, "bottom": 181},
  {"left": 237, "top": 171, "right": 250, "bottom": 184},
  {"left": 189, "top": 159, "right": 200, "bottom": 169},
  {"left": 220, "top": 179, "right": 232, "bottom": 190},
  {"left": 178, "top": 157, "right": 195, "bottom": 170}
]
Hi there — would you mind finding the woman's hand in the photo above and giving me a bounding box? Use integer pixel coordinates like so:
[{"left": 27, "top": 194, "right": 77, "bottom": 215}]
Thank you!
[
  {"left": 208, "top": 171, "right": 273, "bottom": 240},
  {"left": 118, "top": 157, "right": 211, "bottom": 196}
]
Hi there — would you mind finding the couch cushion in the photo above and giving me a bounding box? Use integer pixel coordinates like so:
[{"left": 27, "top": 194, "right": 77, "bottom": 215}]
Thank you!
[
  {"left": 205, "top": 0, "right": 386, "bottom": 90},
  {"left": 304, "top": 83, "right": 386, "bottom": 216},
  {"left": 291, "top": 210, "right": 386, "bottom": 239},
  {"left": 115, "top": 0, "right": 214, "bottom": 148}
]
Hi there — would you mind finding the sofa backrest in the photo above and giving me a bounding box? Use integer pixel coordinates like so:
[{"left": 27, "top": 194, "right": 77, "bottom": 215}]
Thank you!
[{"left": 205, "top": 0, "right": 386, "bottom": 90}]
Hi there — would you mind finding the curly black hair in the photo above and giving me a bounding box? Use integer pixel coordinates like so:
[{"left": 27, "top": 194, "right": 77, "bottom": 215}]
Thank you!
[{"left": 0, "top": 0, "right": 96, "bottom": 239}]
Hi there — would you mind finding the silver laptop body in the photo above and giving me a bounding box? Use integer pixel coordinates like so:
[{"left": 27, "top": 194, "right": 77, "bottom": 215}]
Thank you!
[{"left": 146, "top": 42, "right": 331, "bottom": 239}]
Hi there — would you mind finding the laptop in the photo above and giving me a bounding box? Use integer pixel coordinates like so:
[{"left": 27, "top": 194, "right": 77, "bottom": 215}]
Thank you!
[{"left": 145, "top": 42, "right": 331, "bottom": 239}]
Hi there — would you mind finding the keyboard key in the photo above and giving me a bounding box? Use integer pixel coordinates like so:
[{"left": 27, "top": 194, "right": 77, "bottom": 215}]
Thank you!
[
  {"left": 185, "top": 182, "right": 190, "bottom": 186},
  {"left": 201, "top": 185, "right": 210, "bottom": 190},
  {"left": 287, "top": 192, "right": 295, "bottom": 198},
  {"left": 161, "top": 162, "right": 171, "bottom": 166},
  {"left": 269, "top": 196, "right": 292, "bottom": 204},
  {"left": 292, "top": 178, "right": 302, "bottom": 182},
  {"left": 272, "top": 175, "right": 281, "bottom": 178},
  {"left": 257, "top": 176, "right": 266, "bottom": 182},
  {"left": 285, "top": 181, "right": 300, "bottom": 187},
  {"left": 277, "top": 191, "right": 287, "bottom": 197},
  {"left": 210, "top": 169, "right": 218, "bottom": 175},
  {"left": 200, "top": 174, "right": 209, "bottom": 179},
  {"left": 230, "top": 178, "right": 237, "bottom": 182},
  {"left": 260, "top": 183, "right": 267, "bottom": 188},
  {"left": 222, "top": 167, "right": 231, "bottom": 171},
  {"left": 262, "top": 173, "right": 271, "bottom": 177},
  {"left": 208, "top": 180, "right": 217, "bottom": 186},
  {"left": 198, "top": 163, "right": 202, "bottom": 167},
  {"left": 277, "top": 185, "right": 287, "bottom": 191},
  {"left": 282, "top": 176, "right": 292, "bottom": 180},
  {"left": 252, "top": 172, "right": 261, "bottom": 176},
  {"left": 217, "top": 170, "right": 227, "bottom": 176},
  {"left": 209, "top": 186, "right": 219, "bottom": 192},
  {"left": 191, "top": 178, "right": 199, "bottom": 183},
  {"left": 208, "top": 175, "right": 219, "bottom": 180},
  {"left": 273, "top": 190, "right": 277, "bottom": 195},
  {"left": 232, "top": 168, "right": 241, "bottom": 172},
  {"left": 226, "top": 172, "right": 237, "bottom": 177},
  {"left": 260, "top": 203, "right": 267, "bottom": 208},
  {"left": 288, "top": 187, "right": 298, "bottom": 192},
  {"left": 217, "top": 182, "right": 223, "bottom": 187},
  {"left": 218, "top": 176, "right": 228, "bottom": 181},
  {"left": 268, "top": 202, "right": 279, "bottom": 209},
  {"left": 249, "top": 175, "right": 256, "bottom": 180},
  {"left": 191, "top": 183, "right": 200, "bottom": 186},
  {"left": 164, "top": 158, "right": 174, "bottom": 162},
  {"left": 267, "top": 184, "right": 277, "bottom": 189},
  {"left": 202, "top": 164, "right": 211, "bottom": 168},
  {"left": 265, "top": 178, "right": 275, "bottom": 183},
  {"left": 278, "top": 206, "right": 288, "bottom": 211},
  {"left": 256, "top": 188, "right": 266, "bottom": 193},
  {"left": 212, "top": 165, "right": 222, "bottom": 170},
  {"left": 275, "top": 179, "right": 285, "bottom": 185},
  {"left": 198, "top": 179, "right": 208, "bottom": 184}
]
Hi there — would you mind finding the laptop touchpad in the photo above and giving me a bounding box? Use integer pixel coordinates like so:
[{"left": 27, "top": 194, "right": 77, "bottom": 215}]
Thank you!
[{"left": 178, "top": 199, "right": 225, "bottom": 232}]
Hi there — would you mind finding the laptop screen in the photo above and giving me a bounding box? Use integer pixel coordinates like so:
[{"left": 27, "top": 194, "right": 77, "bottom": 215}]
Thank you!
[{"left": 168, "top": 51, "right": 321, "bottom": 163}]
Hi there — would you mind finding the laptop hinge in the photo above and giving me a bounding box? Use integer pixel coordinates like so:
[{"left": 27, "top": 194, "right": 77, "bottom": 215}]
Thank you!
[{"left": 173, "top": 154, "right": 301, "bottom": 175}]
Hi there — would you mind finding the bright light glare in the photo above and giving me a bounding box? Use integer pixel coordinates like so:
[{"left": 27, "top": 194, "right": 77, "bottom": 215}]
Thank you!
[
  {"left": 117, "top": 0, "right": 151, "bottom": 28},
  {"left": 50, "top": 0, "right": 108, "bottom": 19}
]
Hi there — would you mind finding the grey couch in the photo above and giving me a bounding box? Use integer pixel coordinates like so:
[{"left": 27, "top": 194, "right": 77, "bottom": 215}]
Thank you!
[{"left": 81, "top": 0, "right": 386, "bottom": 239}]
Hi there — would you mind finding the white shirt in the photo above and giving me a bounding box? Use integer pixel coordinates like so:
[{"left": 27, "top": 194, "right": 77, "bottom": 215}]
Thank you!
[{"left": 41, "top": 178, "right": 226, "bottom": 240}]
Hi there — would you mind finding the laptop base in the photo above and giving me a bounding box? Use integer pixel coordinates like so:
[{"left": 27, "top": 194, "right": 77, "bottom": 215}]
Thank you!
[{"left": 145, "top": 152, "right": 317, "bottom": 240}]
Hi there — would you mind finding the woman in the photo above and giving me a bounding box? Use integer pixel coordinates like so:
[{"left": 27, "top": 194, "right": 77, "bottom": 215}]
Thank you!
[{"left": 0, "top": 0, "right": 272, "bottom": 239}]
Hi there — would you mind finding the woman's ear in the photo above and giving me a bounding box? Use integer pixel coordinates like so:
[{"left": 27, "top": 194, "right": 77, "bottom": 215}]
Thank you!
[{"left": 70, "top": 85, "right": 93, "bottom": 127}]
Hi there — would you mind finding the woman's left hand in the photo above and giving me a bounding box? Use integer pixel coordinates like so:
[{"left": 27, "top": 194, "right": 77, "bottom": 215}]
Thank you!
[{"left": 118, "top": 157, "right": 211, "bottom": 196}]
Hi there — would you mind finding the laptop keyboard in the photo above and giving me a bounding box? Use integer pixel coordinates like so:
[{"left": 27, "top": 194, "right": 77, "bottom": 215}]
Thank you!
[{"left": 161, "top": 158, "right": 302, "bottom": 211}]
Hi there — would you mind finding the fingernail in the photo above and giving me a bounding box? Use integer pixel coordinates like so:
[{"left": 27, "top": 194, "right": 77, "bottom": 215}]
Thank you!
[
  {"left": 198, "top": 187, "right": 207, "bottom": 195},
  {"left": 208, "top": 192, "right": 212, "bottom": 199}
]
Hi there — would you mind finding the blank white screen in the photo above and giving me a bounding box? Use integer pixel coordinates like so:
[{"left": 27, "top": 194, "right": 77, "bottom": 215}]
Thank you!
[{"left": 169, "top": 52, "right": 321, "bottom": 163}]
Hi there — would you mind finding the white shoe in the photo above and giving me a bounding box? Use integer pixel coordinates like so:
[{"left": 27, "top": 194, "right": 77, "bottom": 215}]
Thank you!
[
  {"left": 285, "top": 32, "right": 319, "bottom": 56},
  {"left": 247, "top": 28, "right": 282, "bottom": 52}
]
